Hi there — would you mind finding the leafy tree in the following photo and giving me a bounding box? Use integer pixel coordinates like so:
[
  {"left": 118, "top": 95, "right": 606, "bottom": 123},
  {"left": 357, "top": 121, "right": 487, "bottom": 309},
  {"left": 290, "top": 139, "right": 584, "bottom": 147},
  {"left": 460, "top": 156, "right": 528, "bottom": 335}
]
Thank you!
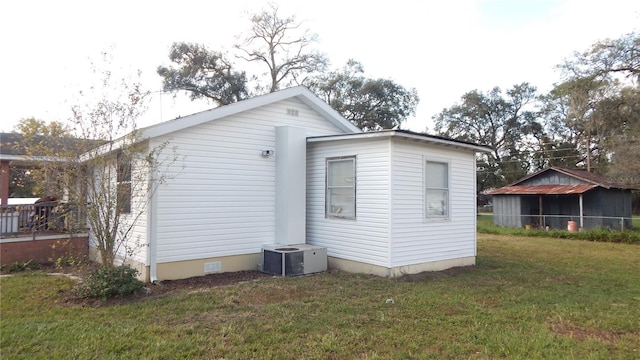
[
  {"left": 305, "top": 60, "right": 419, "bottom": 131},
  {"left": 559, "top": 31, "right": 639, "bottom": 83},
  {"left": 156, "top": 6, "right": 417, "bottom": 132},
  {"left": 12, "top": 118, "right": 75, "bottom": 197},
  {"left": 602, "top": 86, "right": 640, "bottom": 185},
  {"left": 550, "top": 31, "right": 640, "bottom": 182},
  {"left": 543, "top": 77, "right": 616, "bottom": 172},
  {"left": 235, "top": 2, "right": 328, "bottom": 92},
  {"left": 8, "top": 168, "right": 39, "bottom": 198},
  {"left": 433, "top": 83, "right": 542, "bottom": 191},
  {"left": 157, "top": 42, "right": 249, "bottom": 106}
]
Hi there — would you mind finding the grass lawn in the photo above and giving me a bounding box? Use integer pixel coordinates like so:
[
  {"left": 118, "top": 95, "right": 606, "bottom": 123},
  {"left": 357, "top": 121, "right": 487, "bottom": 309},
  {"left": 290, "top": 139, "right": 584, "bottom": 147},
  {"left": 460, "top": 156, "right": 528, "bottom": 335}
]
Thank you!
[
  {"left": 2, "top": 235, "right": 639, "bottom": 359},
  {"left": 477, "top": 213, "right": 640, "bottom": 242}
]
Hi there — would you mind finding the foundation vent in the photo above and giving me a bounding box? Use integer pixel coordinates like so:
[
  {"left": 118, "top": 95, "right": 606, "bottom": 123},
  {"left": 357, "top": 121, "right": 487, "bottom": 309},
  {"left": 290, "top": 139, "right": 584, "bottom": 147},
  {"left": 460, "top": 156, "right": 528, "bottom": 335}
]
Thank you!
[{"left": 204, "top": 261, "right": 221, "bottom": 273}]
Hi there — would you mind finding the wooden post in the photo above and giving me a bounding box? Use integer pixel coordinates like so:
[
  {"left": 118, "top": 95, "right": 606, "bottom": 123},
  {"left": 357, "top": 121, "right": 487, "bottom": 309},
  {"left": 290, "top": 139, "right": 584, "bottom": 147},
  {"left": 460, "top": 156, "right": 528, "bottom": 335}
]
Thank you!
[
  {"left": 538, "top": 195, "right": 543, "bottom": 229},
  {"left": 579, "top": 194, "right": 584, "bottom": 229},
  {"left": 1, "top": 160, "right": 9, "bottom": 206}
]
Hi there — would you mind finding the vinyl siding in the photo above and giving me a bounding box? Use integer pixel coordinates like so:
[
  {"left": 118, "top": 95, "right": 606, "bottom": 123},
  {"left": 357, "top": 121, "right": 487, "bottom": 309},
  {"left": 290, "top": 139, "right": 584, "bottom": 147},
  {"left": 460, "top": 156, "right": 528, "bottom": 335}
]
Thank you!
[
  {"left": 389, "top": 139, "right": 477, "bottom": 267},
  {"left": 87, "top": 154, "right": 149, "bottom": 265},
  {"left": 124, "top": 155, "right": 150, "bottom": 264},
  {"left": 151, "top": 98, "right": 347, "bottom": 263},
  {"left": 306, "top": 138, "right": 391, "bottom": 267}
]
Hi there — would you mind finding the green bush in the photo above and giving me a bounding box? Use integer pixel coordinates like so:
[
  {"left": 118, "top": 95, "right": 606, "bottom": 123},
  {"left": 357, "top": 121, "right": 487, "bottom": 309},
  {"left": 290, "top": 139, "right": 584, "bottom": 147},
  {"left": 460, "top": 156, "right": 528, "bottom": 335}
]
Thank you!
[
  {"left": 0, "top": 260, "right": 41, "bottom": 273},
  {"left": 74, "top": 265, "right": 144, "bottom": 299}
]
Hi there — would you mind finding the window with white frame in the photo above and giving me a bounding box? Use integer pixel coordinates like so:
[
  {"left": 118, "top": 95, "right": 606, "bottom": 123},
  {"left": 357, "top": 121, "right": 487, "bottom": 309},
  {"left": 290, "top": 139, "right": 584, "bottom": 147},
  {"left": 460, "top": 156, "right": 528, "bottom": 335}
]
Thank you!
[
  {"left": 425, "top": 160, "right": 449, "bottom": 218},
  {"left": 326, "top": 156, "right": 356, "bottom": 219}
]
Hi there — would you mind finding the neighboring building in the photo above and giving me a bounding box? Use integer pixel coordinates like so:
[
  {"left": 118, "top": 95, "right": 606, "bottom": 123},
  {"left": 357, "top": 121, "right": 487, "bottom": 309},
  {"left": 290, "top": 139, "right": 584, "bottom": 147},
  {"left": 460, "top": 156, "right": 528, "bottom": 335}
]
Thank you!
[
  {"left": 0, "top": 132, "right": 98, "bottom": 205},
  {"left": 0, "top": 132, "right": 30, "bottom": 205},
  {"left": 88, "top": 86, "right": 490, "bottom": 281},
  {"left": 488, "top": 167, "right": 636, "bottom": 230}
]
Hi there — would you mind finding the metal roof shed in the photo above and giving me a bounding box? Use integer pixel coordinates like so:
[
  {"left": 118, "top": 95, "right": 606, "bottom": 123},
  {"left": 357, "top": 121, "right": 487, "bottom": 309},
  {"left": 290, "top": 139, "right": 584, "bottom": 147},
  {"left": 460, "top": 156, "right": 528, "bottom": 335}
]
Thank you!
[{"left": 487, "top": 167, "right": 636, "bottom": 230}]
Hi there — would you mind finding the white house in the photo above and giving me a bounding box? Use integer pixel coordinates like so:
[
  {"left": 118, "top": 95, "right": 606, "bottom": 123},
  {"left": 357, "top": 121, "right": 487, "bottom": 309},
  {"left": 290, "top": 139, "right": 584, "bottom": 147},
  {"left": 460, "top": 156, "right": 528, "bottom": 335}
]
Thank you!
[{"left": 92, "top": 86, "right": 490, "bottom": 281}]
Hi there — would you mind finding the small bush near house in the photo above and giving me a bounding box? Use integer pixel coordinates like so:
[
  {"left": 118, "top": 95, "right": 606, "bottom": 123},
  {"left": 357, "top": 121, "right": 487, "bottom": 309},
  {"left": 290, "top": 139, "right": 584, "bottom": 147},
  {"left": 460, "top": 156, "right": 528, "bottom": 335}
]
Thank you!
[
  {"left": 49, "top": 239, "right": 89, "bottom": 270},
  {"left": 74, "top": 265, "right": 143, "bottom": 299},
  {"left": 0, "top": 260, "right": 41, "bottom": 273}
]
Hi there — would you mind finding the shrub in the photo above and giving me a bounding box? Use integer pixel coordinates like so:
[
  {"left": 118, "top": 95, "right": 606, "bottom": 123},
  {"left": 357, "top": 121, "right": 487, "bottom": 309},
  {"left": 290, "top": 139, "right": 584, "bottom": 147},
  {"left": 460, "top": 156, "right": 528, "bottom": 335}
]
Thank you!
[
  {"left": 74, "top": 265, "right": 144, "bottom": 299},
  {"left": 49, "top": 239, "right": 88, "bottom": 270},
  {"left": 0, "top": 260, "right": 41, "bottom": 273}
]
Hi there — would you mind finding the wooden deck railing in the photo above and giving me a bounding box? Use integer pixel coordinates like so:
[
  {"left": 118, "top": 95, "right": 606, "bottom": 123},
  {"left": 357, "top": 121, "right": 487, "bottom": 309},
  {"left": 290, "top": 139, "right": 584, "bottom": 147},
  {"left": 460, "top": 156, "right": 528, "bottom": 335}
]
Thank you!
[{"left": 0, "top": 202, "right": 87, "bottom": 239}]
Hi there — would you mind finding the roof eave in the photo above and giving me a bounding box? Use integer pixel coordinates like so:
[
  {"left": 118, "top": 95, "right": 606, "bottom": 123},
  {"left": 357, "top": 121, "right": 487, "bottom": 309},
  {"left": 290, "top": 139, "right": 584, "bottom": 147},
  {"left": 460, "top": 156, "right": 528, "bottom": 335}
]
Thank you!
[
  {"left": 140, "top": 86, "right": 360, "bottom": 140},
  {"left": 0, "top": 154, "right": 72, "bottom": 163},
  {"left": 308, "top": 130, "right": 492, "bottom": 152}
]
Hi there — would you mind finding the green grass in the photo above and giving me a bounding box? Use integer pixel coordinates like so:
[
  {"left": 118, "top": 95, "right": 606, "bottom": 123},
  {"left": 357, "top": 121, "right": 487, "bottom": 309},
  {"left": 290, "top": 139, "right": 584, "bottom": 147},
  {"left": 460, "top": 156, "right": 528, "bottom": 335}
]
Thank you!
[
  {"left": 478, "top": 214, "right": 640, "bottom": 243},
  {"left": 2, "top": 236, "right": 640, "bottom": 359}
]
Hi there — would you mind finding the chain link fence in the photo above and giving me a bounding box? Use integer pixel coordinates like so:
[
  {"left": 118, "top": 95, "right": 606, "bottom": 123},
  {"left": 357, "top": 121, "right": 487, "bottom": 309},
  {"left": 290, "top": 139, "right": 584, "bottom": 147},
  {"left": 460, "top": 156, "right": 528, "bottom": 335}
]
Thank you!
[{"left": 479, "top": 210, "right": 636, "bottom": 231}]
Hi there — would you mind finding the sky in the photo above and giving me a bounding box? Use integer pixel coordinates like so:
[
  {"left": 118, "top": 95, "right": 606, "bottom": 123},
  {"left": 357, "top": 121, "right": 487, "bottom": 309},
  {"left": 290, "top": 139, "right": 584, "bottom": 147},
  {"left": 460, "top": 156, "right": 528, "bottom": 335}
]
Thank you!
[{"left": 1, "top": 0, "right": 639, "bottom": 134}]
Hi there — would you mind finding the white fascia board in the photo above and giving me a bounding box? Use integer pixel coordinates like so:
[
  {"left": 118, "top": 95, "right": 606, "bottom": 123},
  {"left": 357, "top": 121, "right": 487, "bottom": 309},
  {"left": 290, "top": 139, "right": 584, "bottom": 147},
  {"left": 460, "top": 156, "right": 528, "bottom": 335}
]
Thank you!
[
  {"left": 293, "top": 90, "right": 362, "bottom": 134},
  {"left": 307, "top": 131, "right": 492, "bottom": 153},
  {"left": 78, "top": 86, "right": 360, "bottom": 161},
  {"left": 79, "top": 136, "right": 129, "bottom": 162},
  {"left": 141, "top": 86, "right": 360, "bottom": 140},
  {"left": 0, "top": 154, "right": 72, "bottom": 163}
]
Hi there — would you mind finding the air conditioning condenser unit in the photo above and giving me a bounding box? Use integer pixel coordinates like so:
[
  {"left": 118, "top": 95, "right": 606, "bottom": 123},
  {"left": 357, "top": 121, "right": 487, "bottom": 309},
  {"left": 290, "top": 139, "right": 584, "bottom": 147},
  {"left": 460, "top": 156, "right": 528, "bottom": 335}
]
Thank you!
[{"left": 261, "top": 244, "right": 327, "bottom": 276}]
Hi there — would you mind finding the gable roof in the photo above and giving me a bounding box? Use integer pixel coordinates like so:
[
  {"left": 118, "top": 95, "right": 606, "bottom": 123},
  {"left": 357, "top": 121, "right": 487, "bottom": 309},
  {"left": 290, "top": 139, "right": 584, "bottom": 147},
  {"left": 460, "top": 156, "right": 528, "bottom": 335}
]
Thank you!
[
  {"left": 307, "top": 129, "right": 492, "bottom": 153},
  {"left": 512, "top": 167, "right": 634, "bottom": 189},
  {"left": 140, "top": 86, "right": 362, "bottom": 140},
  {"left": 488, "top": 167, "right": 637, "bottom": 195}
]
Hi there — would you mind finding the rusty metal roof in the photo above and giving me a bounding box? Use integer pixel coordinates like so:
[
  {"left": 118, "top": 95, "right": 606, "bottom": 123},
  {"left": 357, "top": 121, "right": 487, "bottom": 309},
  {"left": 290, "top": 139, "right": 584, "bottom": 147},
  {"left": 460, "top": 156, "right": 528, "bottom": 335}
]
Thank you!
[
  {"left": 487, "top": 184, "right": 598, "bottom": 195},
  {"left": 510, "top": 167, "right": 635, "bottom": 190}
]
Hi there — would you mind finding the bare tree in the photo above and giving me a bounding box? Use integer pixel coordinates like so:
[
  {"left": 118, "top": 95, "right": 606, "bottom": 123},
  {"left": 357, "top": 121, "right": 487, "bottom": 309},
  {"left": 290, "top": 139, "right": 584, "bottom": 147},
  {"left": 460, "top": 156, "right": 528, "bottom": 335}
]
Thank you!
[
  {"left": 235, "top": 2, "right": 328, "bottom": 92},
  {"left": 19, "top": 53, "right": 179, "bottom": 268}
]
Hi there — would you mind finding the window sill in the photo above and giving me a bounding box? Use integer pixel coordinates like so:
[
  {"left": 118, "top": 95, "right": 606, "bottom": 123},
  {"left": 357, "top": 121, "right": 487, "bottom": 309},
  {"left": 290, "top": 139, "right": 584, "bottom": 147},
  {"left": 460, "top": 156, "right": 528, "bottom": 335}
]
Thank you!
[
  {"left": 326, "top": 215, "right": 356, "bottom": 221},
  {"left": 425, "top": 217, "right": 450, "bottom": 222}
]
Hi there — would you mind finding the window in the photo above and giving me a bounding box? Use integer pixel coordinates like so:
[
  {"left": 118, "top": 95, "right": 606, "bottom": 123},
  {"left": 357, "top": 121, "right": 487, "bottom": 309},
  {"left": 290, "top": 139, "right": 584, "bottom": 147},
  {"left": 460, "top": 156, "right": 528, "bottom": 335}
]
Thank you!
[
  {"left": 425, "top": 161, "right": 449, "bottom": 218},
  {"left": 117, "top": 152, "right": 132, "bottom": 214},
  {"left": 326, "top": 157, "right": 356, "bottom": 219}
]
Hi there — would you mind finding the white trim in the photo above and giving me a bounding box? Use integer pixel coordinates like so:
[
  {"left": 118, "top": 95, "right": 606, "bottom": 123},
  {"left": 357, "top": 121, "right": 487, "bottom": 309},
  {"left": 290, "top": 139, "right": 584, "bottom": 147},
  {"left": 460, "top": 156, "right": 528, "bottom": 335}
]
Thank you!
[
  {"left": 325, "top": 156, "right": 357, "bottom": 220},
  {"left": 424, "top": 158, "right": 451, "bottom": 220},
  {"left": 387, "top": 139, "right": 394, "bottom": 268},
  {"left": 0, "top": 154, "right": 72, "bottom": 162},
  {"left": 141, "top": 86, "right": 361, "bottom": 140},
  {"left": 308, "top": 130, "right": 492, "bottom": 153},
  {"left": 148, "top": 160, "right": 159, "bottom": 282},
  {"left": 472, "top": 157, "right": 478, "bottom": 257},
  {"left": 0, "top": 233, "right": 89, "bottom": 243},
  {"left": 76, "top": 87, "right": 360, "bottom": 161}
]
